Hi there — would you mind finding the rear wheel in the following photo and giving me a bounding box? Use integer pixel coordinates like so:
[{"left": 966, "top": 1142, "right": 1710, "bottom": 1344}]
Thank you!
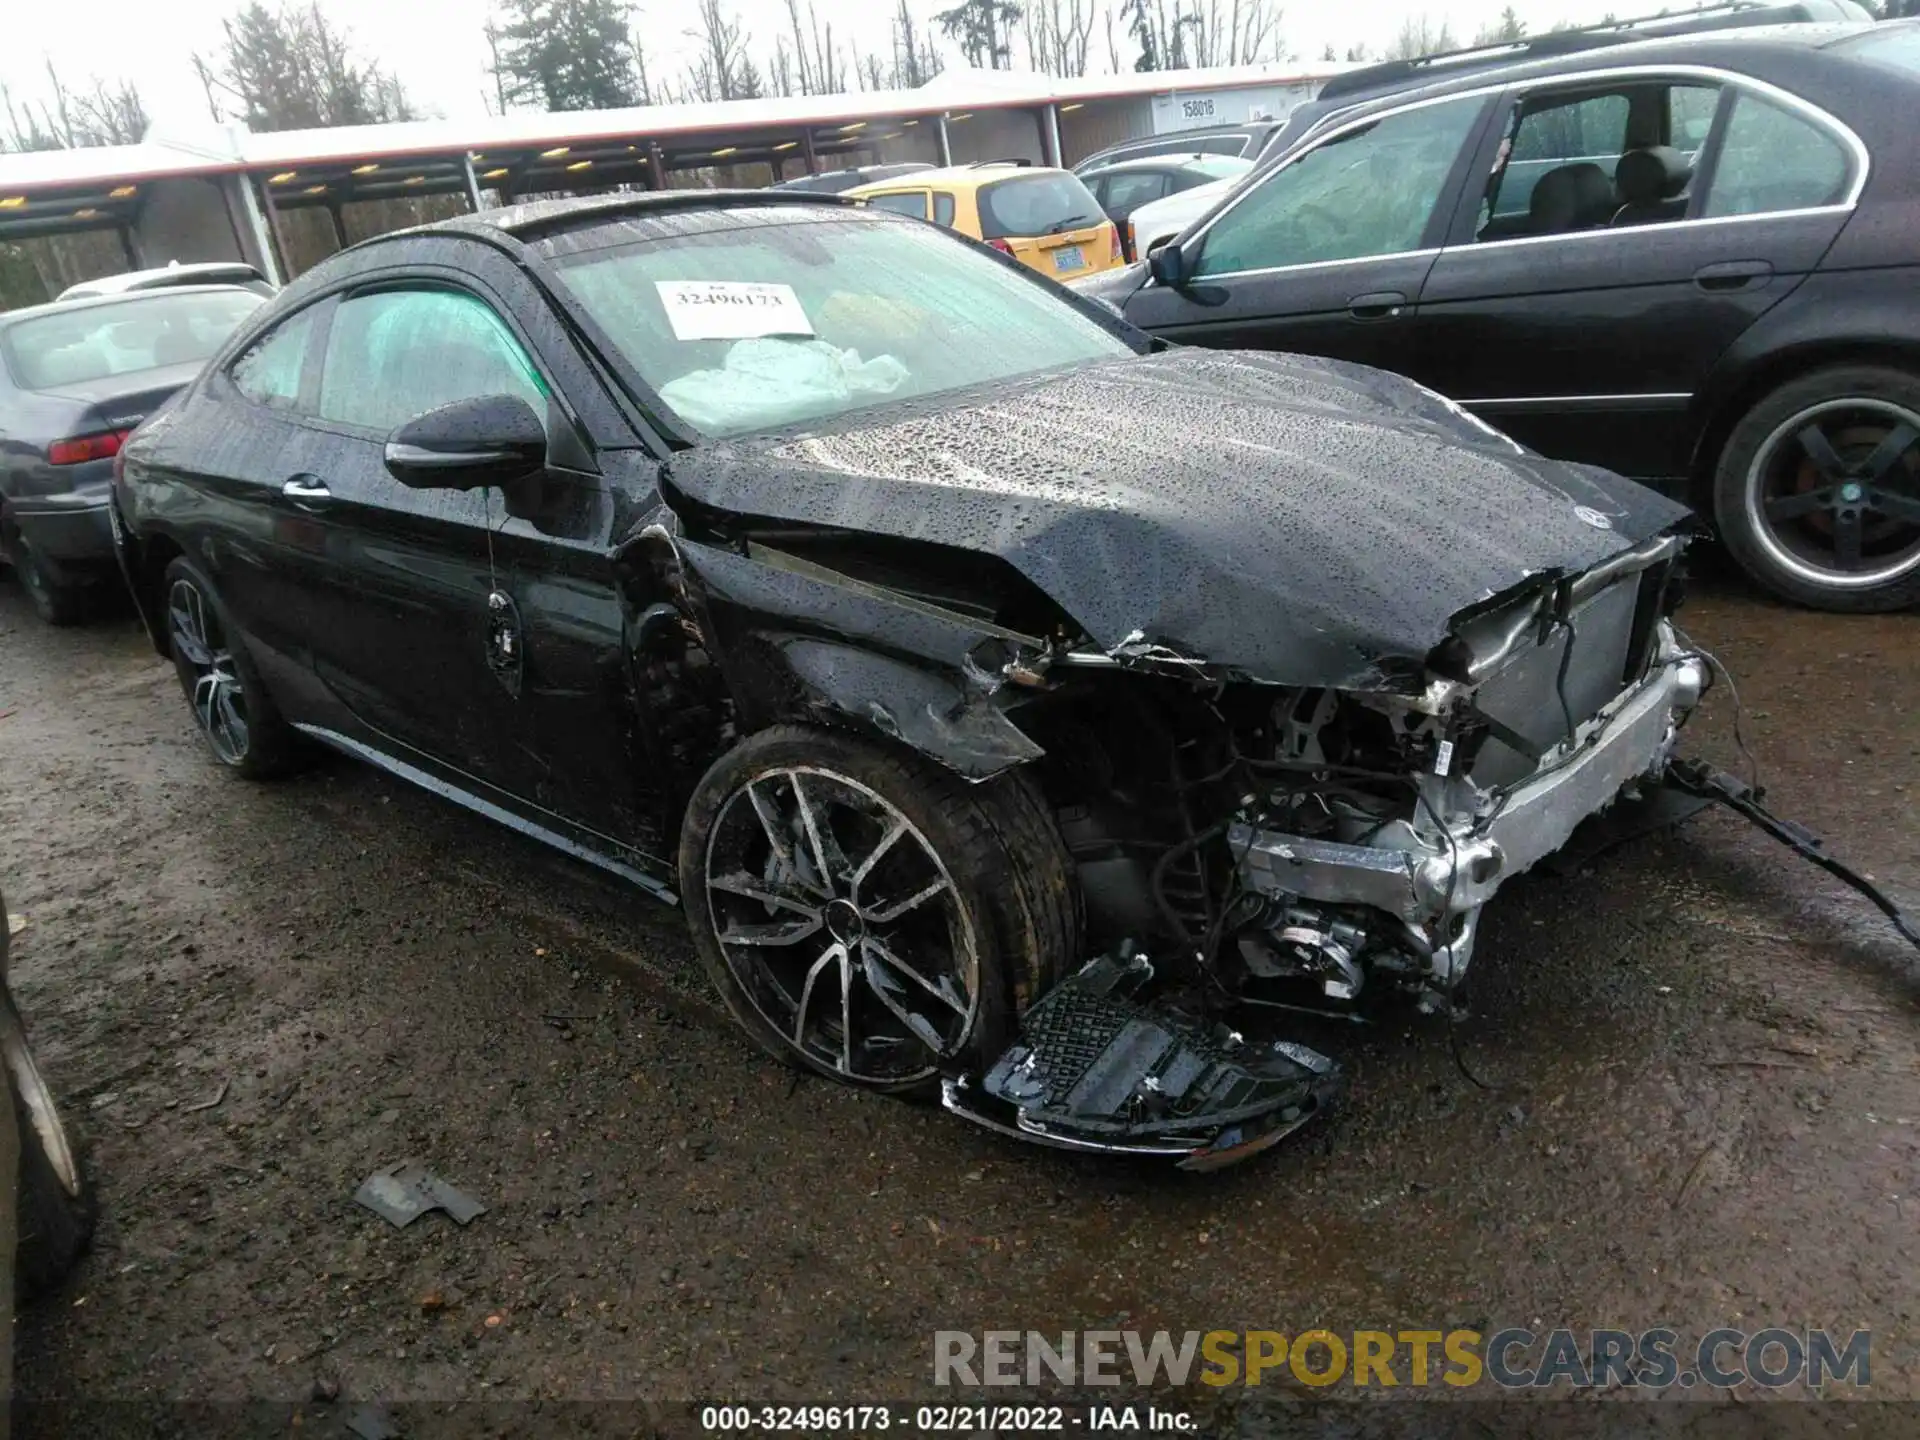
[
  {"left": 678, "top": 727, "right": 1076, "bottom": 1097},
  {"left": 3, "top": 522, "right": 90, "bottom": 626},
  {"left": 163, "top": 557, "right": 301, "bottom": 778},
  {"left": 1713, "top": 365, "right": 1920, "bottom": 612}
]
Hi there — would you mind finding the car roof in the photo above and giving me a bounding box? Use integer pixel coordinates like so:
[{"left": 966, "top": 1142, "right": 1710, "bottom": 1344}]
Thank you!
[
  {"left": 1080, "top": 153, "right": 1249, "bottom": 175},
  {"left": 60, "top": 261, "right": 265, "bottom": 296},
  {"left": 1277, "top": 20, "right": 1886, "bottom": 141},
  {"left": 846, "top": 162, "right": 1076, "bottom": 195},
  {"left": 1, "top": 283, "right": 264, "bottom": 327}
]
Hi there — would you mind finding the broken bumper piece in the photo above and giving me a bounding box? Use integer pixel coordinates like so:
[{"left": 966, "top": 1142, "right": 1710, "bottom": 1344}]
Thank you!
[{"left": 943, "top": 953, "right": 1341, "bottom": 1170}]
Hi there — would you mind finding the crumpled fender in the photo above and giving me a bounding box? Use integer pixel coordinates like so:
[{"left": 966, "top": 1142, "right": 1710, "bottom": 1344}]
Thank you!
[{"left": 667, "top": 536, "right": 1046, "bottom": 780}]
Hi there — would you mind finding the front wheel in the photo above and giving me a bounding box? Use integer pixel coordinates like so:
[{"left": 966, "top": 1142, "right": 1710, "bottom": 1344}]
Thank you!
[
  {"left": 678, "top": 726, "right": 1077, "bottom": 1097},
  {"left": 1713, "top": 365, "right": 1920, "bottom": 612}
]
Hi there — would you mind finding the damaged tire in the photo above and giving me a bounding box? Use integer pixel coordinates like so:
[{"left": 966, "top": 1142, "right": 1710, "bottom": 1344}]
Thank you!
[
  {"left": 679, "top": 726, "right": 1076, "bottom": 1097},
  {"left": 163, "top": 557, "right": 300, "bottom": 779}
]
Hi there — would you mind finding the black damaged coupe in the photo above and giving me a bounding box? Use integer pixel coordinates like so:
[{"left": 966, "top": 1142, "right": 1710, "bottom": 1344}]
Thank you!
[{"left": 114, "top": 194, "right": 1714, "bottom": 1166}]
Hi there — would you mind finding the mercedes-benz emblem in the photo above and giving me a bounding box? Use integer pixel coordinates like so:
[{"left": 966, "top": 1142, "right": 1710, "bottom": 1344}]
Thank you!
[{"left": 1574, "top": 505, "right": 1614, "bottom": 530}]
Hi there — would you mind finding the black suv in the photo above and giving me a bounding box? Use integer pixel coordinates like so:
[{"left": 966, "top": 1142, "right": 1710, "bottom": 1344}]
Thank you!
[{"left": 1082, "top": 18, "right": 1920, "bottom": 611}]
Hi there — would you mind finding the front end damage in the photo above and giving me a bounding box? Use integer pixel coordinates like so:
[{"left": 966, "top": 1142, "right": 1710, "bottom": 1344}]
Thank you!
[
  {"left": 633, "top": 348, "right": 1800, "bottom": 1166},
  {"left": 630, "top": 490, "right": 1711, "bottom": 1166}
]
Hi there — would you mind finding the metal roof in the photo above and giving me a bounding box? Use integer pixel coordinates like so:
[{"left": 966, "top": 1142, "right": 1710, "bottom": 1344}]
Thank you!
[{"left": 0, "top": 62, "right": 1343, "bottom": 197}]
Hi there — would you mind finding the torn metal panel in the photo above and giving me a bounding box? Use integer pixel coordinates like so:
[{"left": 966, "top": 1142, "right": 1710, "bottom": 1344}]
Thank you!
[
  {"left": 665, "top": 348, "right": 1691, "bottom": 689},
  {"left": 776, "top": 637, "right": 1044, "bottom": 779}
]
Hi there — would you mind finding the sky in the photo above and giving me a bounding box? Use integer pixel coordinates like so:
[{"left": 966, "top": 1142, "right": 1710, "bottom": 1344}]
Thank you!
[{"left": 3, "top": 0, "right": 1633, "bottom": 135}]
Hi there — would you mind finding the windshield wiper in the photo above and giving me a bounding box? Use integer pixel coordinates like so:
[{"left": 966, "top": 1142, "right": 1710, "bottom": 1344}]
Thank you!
[{"left": 1045, "top": 215, "right": 1098, "bottom": 234}]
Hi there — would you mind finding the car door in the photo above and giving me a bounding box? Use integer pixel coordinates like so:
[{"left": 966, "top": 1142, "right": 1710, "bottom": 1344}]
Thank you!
[
  {"left": 135, "top": 300, "right": 341, "bottom": 706},
  {"left": 1414, "top": 71, "right": 1861, "bottom": 482},
  {"left": 1121, "top": 92, "right": 1495, "bottom": 372},
  {"left": 275, "top": 278, "right": 604, "bottom": 804}
]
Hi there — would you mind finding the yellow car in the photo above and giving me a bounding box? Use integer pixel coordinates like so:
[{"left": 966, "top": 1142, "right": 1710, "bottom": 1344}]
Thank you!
[{"left": 847, "top": 163, "right": 1124, "bottom": 282}]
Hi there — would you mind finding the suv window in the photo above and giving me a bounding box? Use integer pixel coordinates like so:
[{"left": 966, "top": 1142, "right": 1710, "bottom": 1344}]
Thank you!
[
  {"left": 933, "top": 193, "right": 956, "bottom": 228},
  {"left": 977, "top": 172, "right": 1104, "bottom": 240},
  {"left": 317, "top": 288, "right": 548, "bottom": 433},
  {"left": 230, "top": 307, "right": 316, "bottom": 411},
  {"left": 866, "top": 191, "right": 930, "bottom": 220},
  {"left": 1702, "top": 91, "right": 1851, "bottom": 218},
  {"left": 1193, "top": 95, "right": 1483, "bottom": 277},
  {"left": 1099, "top": 171, "right": 1170, "bottom": 215}
]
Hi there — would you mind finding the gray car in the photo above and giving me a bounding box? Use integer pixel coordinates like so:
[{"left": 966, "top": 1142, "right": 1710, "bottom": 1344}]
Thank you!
[{"left": 0, "top": 285, "right": 263, "bottom": 623}]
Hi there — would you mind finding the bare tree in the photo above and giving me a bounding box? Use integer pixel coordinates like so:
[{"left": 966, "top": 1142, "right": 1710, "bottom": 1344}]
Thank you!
[
  {"left": 2, "top": 63, "right": 148, "bottom": 150},
  {"left": 685, "top": 0, "right": 758, "bottom": 101},
  {"left": 1179, "top": 0, "right": 1283, "bottom": 67},
  {"left": 1022, "top": 0, "right": 1097, "bottom": 75},
  {"left": 936, "top": 0, "right": 1023, "bottom": 69},
  {"left": 1384, "top": 13, "right": 1456, "bottom": 60}
]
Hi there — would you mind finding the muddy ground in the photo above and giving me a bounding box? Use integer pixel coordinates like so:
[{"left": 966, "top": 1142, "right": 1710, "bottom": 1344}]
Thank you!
[{"left": 0, "top": 569, "right": 1916, "bottom": 1436}]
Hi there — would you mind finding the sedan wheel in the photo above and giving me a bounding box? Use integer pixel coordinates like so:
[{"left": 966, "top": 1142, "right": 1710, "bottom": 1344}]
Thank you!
[
  {"left": 679, "top": 726, "right": 1076, "bottom": 1097},
  {"left": 169, "top": 575, "right": 252, "bottom": 765},
  {"left": 1716, "top": 366, "right": 1920, "bottom": 612},
  {"left": 160, "top": 557, "right": 300, "bottom": 779},
  {"left": 705, "top": 766, "right": 977, "bottom": 1085}
]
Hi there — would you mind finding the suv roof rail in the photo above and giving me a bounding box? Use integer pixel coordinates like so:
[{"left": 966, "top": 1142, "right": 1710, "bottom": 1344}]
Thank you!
[
  {"left": 965, "top": 157, "right": 1034, "bottom": 168},
  {"left": 1316, "top": 2, "right": 1850, "bottom": 100}
]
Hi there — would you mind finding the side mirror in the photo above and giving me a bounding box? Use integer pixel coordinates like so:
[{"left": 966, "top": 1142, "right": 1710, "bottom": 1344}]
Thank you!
[
  {"left": 1148, "top": 242, "right": 1189, "bottom": 287},
  {"left": 383, "top": 393, "right": 548, "bottom": 491}
]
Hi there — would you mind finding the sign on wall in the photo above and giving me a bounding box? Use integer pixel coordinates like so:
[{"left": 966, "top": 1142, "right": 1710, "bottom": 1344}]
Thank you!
[{"left": 1149, "top": 82, "right": 1317, "bottom": 134}]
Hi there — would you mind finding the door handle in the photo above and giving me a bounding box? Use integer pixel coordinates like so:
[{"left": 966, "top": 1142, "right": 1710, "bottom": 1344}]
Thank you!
[
  {"left": 1348, "top": 290, "right": 1408, "bottom": 320},
  {"left": 281, "top": 475, "right": 331, "bottom": 504},
  {"left": 1693, "top": 260, "right": 1773, "bottom": 292}
]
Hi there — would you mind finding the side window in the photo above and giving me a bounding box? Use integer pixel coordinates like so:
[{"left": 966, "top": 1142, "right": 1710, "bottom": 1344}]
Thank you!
[
  {"left": 1668, "top": 84, "right": 1720, "bottom": 160},
  {"left": 932, "top": 192, "right": 957, "bottom": 228},
  {"left": 1702, "top": 91, "right": 1850, "bottom": 218},
  {"left": 866, "top": 191, "right": 930, "bottom": 220},
  {"left": 1485, "top": 92, "right": 1631, "bottom": 232},
  {"left": 230, "top": 308, "right": 317, "bottom": 411},
  {"left": 1193, "top": 95, "right": 1484, "bottom": 277},
  {"left": 317, "top": 288, "right": 548, "bottom": 434},
  {"left": 1100, "top": 172, "right": 1171, "bottom": 217}
]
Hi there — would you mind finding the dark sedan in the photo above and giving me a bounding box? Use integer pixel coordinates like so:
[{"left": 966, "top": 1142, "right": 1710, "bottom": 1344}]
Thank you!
[
  {"left": 0, "top": 286, "right": 263, "bottom": 623},
  {"left": 114, "top": 194, "right": 1716, "bottom": 1165},
  {"left": 1077, "top": 20, "right": 1920, "bottom": 612}
]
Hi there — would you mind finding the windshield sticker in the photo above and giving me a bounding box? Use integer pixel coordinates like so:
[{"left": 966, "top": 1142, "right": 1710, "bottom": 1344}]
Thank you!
[{"left": 655, "top": 281, "right": 816, "bottom": 342}]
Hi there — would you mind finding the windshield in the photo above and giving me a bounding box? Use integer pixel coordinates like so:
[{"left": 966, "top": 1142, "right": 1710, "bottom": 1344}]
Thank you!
[
  {"left": 1829, "top": 22, "right": 1920, "bottom": 76},
  {"left": 977, "top": 172, "right": 1105, "bottom": 239},
  {"left": 3, "top": 290, "right": 263, "bottom": 390},
  {"left": 544, "top": 212, "right": 1135, "bottom": 437}
]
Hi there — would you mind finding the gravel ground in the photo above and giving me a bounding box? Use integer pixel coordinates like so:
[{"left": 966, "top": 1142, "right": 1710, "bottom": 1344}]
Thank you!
[{"left": 0, "top": 570, "right": 1915, "bottom": 1437}]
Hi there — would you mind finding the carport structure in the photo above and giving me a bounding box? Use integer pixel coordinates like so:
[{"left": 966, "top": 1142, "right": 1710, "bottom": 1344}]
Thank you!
[{"left": 0, "top": 60, "right": 1335, "bottom": 295}]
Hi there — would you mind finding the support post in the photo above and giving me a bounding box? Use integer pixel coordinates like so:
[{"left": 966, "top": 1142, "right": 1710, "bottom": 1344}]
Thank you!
[
  {"left": 802, "top": 128, "right": 820, "bottom": 175},
  {"left": 235, "top": 174, "right": 284, "bottom": 286},
  {"left": 1041, "top": 103, "right": 1062, "bottom": 167},
  {"left": 325, "top": 199, "right": 347, "bottom": 251},
  {"left": 461, "top": 153, "right": 485, "bottom": 211},
  {"left": 646, "top": 141, "right": 665, "bottom": 190},
  {"left": 936, "top": 113, "right": 952, "bottom": 166}
]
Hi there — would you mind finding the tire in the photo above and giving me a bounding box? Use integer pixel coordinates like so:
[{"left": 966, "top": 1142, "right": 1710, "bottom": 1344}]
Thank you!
[
  {"left": 2, "top": 988, "right": 93, "bottom": 1299},
  {"left": 4, "top": 523, "right": 90, "bottom": 627},
  {"left": 162, "top": 556, "right": 301, "bottom": 778},
  {"left": 1712, "top": 364, "right": 1920, "bottom": 612},
  {"left": 678, "top": 725, "right": 1078, "bottom": 1097}
]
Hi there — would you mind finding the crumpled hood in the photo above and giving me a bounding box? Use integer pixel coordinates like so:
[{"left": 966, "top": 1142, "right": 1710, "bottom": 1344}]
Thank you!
[{"left": 664, "top": 348, "right": 1691, "bottom": 688}]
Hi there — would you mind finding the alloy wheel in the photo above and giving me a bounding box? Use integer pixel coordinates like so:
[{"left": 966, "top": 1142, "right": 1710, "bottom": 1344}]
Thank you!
[
  {"left": 1745, "top": 398, "right": 1920, "bottom": 589},
  {"left": 168, "top": 577, "right": 250, "bottom": 765},
  {"left": 702, "top": 766, "right": 978, "bottom": 1085}
]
